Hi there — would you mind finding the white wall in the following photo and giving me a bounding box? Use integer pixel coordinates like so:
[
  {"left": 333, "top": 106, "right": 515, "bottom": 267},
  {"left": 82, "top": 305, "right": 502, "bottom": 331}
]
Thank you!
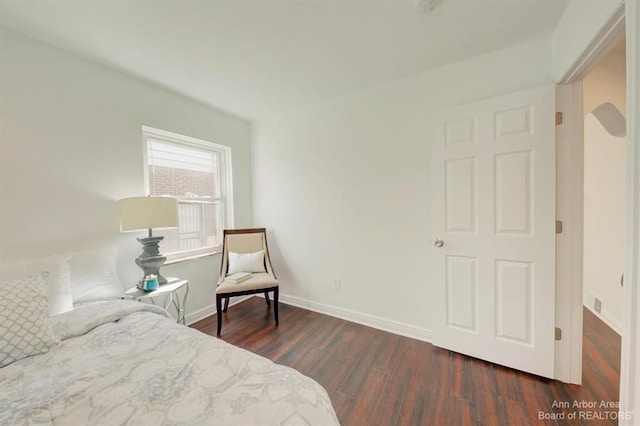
[
  {"left": 551, "top": 0, "right": 623, "bottom": 82},
  {"left": 583, "top": 114, "right": 626, "bottom": 332},
  {"left": 251, "top": 39, "right": 553, "bottom": 337},
  {"left": 583, "top": 46, "right": 627, "bottom": 116},
  {"left": 0, "top": 27, "right": 253, "bottom": 322},
  {"left": 582, "top": 47, "right": 626, "bottom": 333}
]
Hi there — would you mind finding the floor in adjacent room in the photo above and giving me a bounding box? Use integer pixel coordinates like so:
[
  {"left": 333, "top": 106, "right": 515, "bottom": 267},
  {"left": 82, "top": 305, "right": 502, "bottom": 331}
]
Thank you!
[{"left": 191, "top": 298, "right": 620, "bottom": 425}]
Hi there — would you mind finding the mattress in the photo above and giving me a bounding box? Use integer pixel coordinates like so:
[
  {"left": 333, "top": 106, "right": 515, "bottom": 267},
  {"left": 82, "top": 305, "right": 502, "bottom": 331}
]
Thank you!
[{"left": 0, "top": 300, "right": 339, "bottom": 425}]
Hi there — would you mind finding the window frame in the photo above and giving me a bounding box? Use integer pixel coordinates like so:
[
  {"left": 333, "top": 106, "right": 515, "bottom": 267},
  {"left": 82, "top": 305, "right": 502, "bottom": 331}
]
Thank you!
[{"left": 142, "top": 125, "right": 234, "bottom": 262}]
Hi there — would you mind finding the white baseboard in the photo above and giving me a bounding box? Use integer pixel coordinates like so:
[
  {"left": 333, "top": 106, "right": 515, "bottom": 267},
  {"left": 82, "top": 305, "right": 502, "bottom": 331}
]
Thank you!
[
  {"left": 275, "top": 293, "right": 433, "bottom": 343},
  {"left": 185, "top": 295, "right": 252, "bottom": 326},
  {"left": 601, "top": 309, "right": 622, "bottom": 335},
  {"left": 185, "top": 304, "right": 216, "bottom": 326},
  {"left": 193, "top": 292, "right": 433, "bottom": 342}
]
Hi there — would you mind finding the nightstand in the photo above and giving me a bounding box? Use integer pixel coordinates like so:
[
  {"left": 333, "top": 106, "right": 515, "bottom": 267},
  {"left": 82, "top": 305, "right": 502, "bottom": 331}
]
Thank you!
[{"left": 124, "top": 277, "right": 189, "bottom": 324}]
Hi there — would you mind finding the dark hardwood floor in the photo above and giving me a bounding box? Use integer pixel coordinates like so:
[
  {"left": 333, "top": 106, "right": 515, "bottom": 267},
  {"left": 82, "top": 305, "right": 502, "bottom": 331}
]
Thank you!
[{"left": 191, "top": 298, "right": 621, "bottom": 425}]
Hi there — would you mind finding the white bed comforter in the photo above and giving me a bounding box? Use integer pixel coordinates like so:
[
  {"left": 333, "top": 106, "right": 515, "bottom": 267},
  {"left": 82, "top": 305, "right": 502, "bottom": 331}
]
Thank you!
[{"left": 0, "top": 300, "right": 339, "bottom": 425}]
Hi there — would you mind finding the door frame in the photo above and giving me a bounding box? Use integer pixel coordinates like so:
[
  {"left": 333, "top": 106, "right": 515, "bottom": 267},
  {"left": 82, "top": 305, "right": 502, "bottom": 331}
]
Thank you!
[
  {"left": 620, "top": 1, "right": 640, "bottom": 421},
  {"left": 555, "top": 81, "right": 585, "bottom": 384},
  {"left": 555, "top": 3, "right": 625, "bottom": 384},
  {"left": 555, "top": 1, "right": 640, "bottom": 418}
]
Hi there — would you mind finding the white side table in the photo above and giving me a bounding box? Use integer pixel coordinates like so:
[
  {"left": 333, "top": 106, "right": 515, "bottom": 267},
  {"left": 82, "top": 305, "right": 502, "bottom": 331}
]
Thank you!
[{"left": 124, "top": 277, "right": 189, "bottom": 325}]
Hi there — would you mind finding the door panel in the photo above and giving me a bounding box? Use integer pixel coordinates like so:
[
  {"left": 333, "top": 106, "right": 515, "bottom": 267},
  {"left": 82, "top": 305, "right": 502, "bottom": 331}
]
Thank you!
[
  {"left": 446, "top": 255, "right": 478, "bottom": 332},
  {"left": 431, "top": 85, "right": 556, "bottom": 378},
  {"left": 495, "top": 259, "right": 533, "bottom": 344},
  {"left": 495, "top": 151, "right": 533, "bottom": 235},
  {"left": 445, "top": 158, "right": 477, "bottom": 233}
]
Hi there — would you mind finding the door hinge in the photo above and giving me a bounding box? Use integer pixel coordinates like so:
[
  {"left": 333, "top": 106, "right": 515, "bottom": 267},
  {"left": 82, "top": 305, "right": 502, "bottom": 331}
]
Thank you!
[
  {"left": 555, "top": 327, "right": 562, "bottom": 341},
  {"left": 556, "top": 220, "right": 563, "bottom": 234},
  {"left": 556, "top": 111, "right": 564, "bottom": 125}
]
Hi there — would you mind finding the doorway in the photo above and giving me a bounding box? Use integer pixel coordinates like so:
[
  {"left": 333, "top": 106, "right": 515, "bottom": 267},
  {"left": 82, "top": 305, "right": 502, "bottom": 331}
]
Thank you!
[
  {"left": 582, "top": 39, "right": 626, "bottom": 336},
  {"left": 554, "top": 8, "right": 626, "bottom": 387},
  {"left": 580, "top": 38, "right": 626, "bottom": 401},
  {"left": 556, "top": 2, "right": 640, "bottom": 419}
]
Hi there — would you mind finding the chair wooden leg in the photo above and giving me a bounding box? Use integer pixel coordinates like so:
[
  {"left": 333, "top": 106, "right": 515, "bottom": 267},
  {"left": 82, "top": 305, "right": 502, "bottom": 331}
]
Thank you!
[
  {"left": 274, "top": 287, "right": 279, "bottom": 326},
  {"left": 265, "top": 291, "right": 271, "bottom": 306},
  {"left": 216, "top": 294, "right": 223, "bottom": 337},
  {"left": 223, "top": 297, "right": 230, "bottom": 313}
]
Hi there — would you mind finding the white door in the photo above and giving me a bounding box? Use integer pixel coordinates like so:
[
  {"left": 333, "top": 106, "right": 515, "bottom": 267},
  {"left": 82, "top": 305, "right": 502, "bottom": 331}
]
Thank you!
[{"left": 430, "top": 85, "right": 556, "bottom": 378}]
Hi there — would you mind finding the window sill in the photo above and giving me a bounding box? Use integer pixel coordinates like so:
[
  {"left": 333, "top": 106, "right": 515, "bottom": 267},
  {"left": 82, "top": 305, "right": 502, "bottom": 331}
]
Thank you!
[{"left": 165, "top": 250, "right": 221, "bottom": 266}]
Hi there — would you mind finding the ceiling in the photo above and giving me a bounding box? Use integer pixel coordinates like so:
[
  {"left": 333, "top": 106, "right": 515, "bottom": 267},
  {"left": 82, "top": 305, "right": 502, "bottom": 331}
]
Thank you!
[{"left": 0, "top": 0, "right": 569, "bottom": 121}]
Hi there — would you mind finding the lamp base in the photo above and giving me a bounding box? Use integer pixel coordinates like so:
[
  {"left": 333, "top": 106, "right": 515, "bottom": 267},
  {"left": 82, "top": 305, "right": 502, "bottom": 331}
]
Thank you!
[{"left": 135, "top": 236, "right": 169, "bottom": 286}]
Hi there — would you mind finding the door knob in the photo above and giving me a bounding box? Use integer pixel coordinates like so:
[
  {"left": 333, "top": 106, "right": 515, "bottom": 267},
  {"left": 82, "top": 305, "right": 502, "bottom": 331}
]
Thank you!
[{"left": 434, "top": 239, "right": 444, "bottom": 248}]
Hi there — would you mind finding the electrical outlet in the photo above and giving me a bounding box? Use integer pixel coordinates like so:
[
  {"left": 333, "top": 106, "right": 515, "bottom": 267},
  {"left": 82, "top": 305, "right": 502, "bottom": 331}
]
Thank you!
[
  {"left": 333, "top": 279, "right": 341, "bottom": 290},
  {"left": 594, "top": 298, "right": 602, "bottom": 314}
]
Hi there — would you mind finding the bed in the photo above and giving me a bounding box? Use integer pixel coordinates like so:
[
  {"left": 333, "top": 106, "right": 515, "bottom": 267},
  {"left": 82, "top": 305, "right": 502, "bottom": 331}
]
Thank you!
[{"left": 0, "top": 250, "right": 339, "bottom": 425}]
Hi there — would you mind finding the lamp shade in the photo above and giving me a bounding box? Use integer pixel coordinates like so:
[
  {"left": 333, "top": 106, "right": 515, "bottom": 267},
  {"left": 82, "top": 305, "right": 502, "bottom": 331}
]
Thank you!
[{"left": 118, "top": 197, "right": 179, "bottom": 232}]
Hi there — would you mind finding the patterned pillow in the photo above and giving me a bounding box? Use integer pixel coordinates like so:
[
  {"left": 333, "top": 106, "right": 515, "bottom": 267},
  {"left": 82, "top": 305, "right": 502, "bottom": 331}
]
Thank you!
[{"left": 0, "top": 274, "right": 58, "bottom": 368}]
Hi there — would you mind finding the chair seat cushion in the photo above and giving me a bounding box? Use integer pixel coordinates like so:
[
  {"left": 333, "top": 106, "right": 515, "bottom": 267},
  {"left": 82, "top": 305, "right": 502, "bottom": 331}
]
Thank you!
[{"left": 216, "top": 272, "right": 278, "bottom": 294}]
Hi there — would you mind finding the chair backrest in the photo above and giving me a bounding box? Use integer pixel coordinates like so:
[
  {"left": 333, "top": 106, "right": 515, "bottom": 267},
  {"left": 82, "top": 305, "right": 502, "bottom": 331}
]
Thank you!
[{"left": 218, "top": 228, "right": 277, "bottom": 284}]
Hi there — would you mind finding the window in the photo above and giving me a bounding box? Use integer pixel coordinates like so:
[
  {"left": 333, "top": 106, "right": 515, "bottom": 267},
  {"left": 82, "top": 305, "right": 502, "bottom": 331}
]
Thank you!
[{"left": 143, "top": 126, "right": 233, "bottom": 261}]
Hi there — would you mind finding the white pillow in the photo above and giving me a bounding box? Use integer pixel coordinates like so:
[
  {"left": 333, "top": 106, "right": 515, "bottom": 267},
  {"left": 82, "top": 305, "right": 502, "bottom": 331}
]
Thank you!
[
  {"left": 0, "top": 273, "right": 59, "bottom": 367},
  {"left": 0, "top": 255, "right": 72, "bottom": 316},
  {"left": 227, "top": 250, "right": 266, "bottom": 275},
  {"left": 68, "top": 246, "right": 124, "bottom": 304}
]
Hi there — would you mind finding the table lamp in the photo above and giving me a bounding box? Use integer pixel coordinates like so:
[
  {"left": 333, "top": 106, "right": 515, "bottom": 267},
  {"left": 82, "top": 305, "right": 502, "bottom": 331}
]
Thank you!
[{"left": 118, "top": 196, "right": 178, "bottom": 286}]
